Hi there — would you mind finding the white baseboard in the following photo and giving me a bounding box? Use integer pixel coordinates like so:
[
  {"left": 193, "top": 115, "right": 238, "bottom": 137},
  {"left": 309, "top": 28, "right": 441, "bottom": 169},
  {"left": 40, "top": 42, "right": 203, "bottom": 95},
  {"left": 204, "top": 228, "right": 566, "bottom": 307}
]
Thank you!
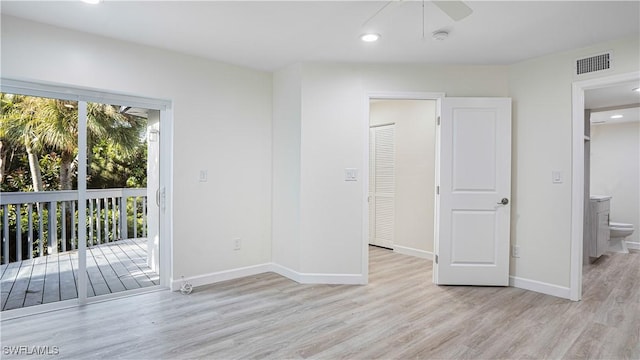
[
  {"left": 171, "top": 263, "right": 366, "bottom": 291},
  {"left": 509, "top": 276, "right": 571, "bottom": 300},
  {"left": 627, "top": 241, "right": 640, "bottom": 250},
  {"left": 170, "top": 263, "right": 272, "bottom": 291},
  {"left": 393, "top": 245, "right": 433, "bottom": 260},
  {"left": 270, "top": 263, "right": 366, "bottom": 285}
]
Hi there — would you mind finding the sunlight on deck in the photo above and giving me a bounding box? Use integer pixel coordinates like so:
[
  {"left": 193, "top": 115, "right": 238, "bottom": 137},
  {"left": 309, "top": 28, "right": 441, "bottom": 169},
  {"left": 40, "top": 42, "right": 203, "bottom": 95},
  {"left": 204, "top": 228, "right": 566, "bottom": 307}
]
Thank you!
[{"left": 0, "top": 238, "right": 159, "bottom": 311}]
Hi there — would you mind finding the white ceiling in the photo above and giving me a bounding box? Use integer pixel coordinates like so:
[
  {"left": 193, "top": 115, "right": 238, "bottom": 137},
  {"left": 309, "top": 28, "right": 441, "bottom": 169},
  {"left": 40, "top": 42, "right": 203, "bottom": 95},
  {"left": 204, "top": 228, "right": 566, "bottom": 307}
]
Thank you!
[
  {"left": 586, "top": 80, "right": 640, "bottom": 124},
  {"left": 590, "top": 106, "right": 640, "bottom": 125},
  {"left": 1, "top": 1, "right": 639, "bottom": 72},
  {"left": 585, "top": 81, "right": 640, "bottom": 109}
]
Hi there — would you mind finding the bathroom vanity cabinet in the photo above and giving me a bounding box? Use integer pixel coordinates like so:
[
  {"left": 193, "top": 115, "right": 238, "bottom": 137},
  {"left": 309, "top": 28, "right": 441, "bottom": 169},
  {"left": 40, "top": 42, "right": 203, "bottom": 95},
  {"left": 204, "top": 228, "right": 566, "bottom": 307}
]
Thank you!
[{"left": 588, "top": 196, "right": 611, "bottom": 259}]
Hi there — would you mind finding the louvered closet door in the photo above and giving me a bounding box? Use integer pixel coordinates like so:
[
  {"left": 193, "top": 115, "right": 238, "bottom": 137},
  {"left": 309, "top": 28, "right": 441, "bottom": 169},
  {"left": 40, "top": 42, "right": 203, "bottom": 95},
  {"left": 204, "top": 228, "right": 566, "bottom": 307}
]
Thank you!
[{"left": 369, "top": 124, "right": 395, "bottom": 249}]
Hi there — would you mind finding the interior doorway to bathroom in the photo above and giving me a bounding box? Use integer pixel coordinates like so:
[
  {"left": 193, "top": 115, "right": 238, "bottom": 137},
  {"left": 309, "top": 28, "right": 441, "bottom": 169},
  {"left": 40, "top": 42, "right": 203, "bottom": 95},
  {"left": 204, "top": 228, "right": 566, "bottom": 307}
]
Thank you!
[
  {"left": 571, "top": 71, "right": 640, "bottom": 300},
  {"left": 585, "top": 86, "right": 640, "bottom": 252}
]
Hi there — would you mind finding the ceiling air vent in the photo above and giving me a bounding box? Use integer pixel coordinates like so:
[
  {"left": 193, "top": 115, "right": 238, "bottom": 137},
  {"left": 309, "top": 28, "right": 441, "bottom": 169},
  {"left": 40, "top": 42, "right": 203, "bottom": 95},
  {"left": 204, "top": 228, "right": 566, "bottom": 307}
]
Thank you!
[{"left": 576, "top": 52, "right": 611, "bottom": 75}]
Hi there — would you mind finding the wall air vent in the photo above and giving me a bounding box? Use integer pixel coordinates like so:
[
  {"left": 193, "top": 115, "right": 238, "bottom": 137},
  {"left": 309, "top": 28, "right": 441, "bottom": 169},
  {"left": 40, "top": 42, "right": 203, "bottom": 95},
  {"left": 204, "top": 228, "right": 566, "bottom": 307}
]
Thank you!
[{"left": 576, "top": 52, "right": 611, "bottom": 75}]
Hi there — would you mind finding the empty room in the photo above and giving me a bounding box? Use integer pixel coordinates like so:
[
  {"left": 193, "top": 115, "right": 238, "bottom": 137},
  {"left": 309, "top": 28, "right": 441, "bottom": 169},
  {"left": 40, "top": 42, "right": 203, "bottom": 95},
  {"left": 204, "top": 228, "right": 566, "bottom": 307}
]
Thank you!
[{"left": 1, "top": 1, "right": 639, "bottom": 359}]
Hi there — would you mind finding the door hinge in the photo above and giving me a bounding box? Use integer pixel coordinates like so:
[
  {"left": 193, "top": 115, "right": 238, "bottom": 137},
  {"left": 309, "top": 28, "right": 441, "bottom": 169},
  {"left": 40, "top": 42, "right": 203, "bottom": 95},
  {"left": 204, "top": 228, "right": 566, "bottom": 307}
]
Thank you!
[
  {"left": 437, "top": 116, "right": 441, "bottom": 125},
  {"left": 435, "top": 254, "right": 439, "bottom": 264},
  {"left": 436, "top": 186, "right": 440, "bottom": 195}
]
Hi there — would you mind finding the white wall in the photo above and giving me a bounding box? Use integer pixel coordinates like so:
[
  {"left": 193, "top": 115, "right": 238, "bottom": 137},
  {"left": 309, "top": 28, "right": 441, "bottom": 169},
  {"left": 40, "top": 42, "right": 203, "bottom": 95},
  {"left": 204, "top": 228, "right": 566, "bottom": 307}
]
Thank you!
[
  {"left": 272, "top": 65, "right": 302, "bottom": 271},
  {"left": 508, "top": 36, "right": 640, "bottom": 288},
  {"left": 6, "top": 14, "right": 638, "bottom": 296},
  {"left": 1, "top": 16, "right": 274, "bottom": 282},
  {"left": 369, "top": 100, "right": 437, "bottom": 255},
  {"left": 288, "top": 63, "right": 510, "bottom": 277},
  {"left": 591, "top": 121, "right": 640, "bottom": 246},
  {"left": 281, "top": 37, "right": 638, "bottom": 291},
  {"left": 298, "top": 65, "right": 366, "bottom": 275}
]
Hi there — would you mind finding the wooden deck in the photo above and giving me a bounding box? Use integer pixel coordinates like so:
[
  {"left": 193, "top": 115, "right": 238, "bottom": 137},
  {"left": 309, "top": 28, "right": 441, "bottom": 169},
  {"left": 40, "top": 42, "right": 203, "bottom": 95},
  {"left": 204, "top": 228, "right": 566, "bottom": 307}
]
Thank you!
[{"left": 0, "top": 238, "right": 159, "bottom": 311}]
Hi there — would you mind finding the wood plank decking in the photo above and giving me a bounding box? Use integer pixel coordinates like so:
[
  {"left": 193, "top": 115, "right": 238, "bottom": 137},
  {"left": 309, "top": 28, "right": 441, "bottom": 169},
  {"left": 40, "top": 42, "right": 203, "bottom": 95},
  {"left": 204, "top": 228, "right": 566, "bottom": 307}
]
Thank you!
[{"left": 0, "top": 238, "right": 159, "bottom": 311}]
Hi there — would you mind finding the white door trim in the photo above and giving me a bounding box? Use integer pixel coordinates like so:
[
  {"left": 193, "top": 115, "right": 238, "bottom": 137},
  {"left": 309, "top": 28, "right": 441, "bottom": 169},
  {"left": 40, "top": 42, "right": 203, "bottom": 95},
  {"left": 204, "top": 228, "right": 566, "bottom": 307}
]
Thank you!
[
  {"left": 78, "top": 101, "right": 88, "bottom": 305},
  {"left": 570, "top": 71, "right": 640, "bottom": 301},
  {"left": 159, "top": 108, "right": 174, "bottom": 288},
  {"left": 362, "top": 92, "right": 445, "bottom": 283},
  {"left": 1, "top": 78, "right": 171, "bottom": 110}
]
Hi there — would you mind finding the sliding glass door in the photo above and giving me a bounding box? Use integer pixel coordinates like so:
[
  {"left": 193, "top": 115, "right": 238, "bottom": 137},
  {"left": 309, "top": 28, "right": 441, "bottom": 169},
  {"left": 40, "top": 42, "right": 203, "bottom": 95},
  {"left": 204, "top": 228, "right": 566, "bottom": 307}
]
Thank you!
[
  {"left": 1, "top": 94, "right": 80, "bottom": 310},
  {"left": 85, "top": 102, "right": 160, "bottom": 299},
  {"left": 1, "top": 83, "right": 167, "bottom": 314}
]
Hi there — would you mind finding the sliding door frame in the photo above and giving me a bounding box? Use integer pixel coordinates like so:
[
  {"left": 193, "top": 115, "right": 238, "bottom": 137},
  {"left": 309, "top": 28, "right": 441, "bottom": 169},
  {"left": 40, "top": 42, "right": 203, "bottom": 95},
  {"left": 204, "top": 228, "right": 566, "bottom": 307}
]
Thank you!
[{"left": 1, "top": 78, "right": 173, "bottom": 318}]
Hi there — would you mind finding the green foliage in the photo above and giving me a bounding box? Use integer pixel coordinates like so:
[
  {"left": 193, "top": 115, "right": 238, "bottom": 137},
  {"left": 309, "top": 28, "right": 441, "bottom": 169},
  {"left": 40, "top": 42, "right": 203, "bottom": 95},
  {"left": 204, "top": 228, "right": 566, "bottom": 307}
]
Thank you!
[
  {"left": 0, "top": 199, "right": 147, "bottom": 263},
  {"left": 39, "top": 152, "right": 63, "bottom": 190},
  {"left": 4, "top": 167, "right": 30, "bottom": 191},
  {"left": 1, "top": 93, "right": 150, "bottom": 264},
  {"left": 88, "top": 140, "right": 147, "bottom": 189},
  {"left": 1, "top": 203, "right": 53, "bottom": 261},
  {"left": 2, "top": 152, "right": 62, "bottom": 192},
  {"left": 1, "top": 93, "right": 148, "bottom": 191}
]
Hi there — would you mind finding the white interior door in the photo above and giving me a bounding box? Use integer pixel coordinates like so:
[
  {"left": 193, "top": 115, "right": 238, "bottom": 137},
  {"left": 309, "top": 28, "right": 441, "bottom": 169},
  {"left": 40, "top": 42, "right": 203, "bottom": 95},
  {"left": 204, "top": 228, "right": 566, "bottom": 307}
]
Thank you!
[
  {"left": 434, "top": 98, "right": 512, "bottom": 286},
  {"left": 369, "top": 124, "right": 395, "bottom": 249}
]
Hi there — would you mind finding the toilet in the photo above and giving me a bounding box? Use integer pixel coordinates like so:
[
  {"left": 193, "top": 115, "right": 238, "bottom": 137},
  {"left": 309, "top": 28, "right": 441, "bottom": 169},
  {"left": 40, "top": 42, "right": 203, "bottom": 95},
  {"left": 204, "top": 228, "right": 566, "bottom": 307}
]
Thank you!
[{"left": 609, "top": 222, "right": 634, "bottom": 253}]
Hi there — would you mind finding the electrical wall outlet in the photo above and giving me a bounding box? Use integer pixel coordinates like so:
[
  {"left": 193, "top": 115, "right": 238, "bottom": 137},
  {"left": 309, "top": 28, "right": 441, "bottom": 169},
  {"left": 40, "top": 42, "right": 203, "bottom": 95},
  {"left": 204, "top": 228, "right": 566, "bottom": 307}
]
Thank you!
[
  {"left": 511, "top": 245, "right": 521, "bottom": 258},
  {"left": 233, "top": 238, "right": 241, "bottom": 251},
  {"left": 199, "top": 170, "right": 208, "bottom": 182}
]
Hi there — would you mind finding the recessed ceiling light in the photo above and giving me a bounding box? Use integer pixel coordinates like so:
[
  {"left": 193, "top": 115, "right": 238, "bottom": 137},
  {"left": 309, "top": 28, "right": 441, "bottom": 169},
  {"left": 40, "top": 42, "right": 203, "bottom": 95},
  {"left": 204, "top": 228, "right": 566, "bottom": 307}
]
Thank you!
[
  {"left": 610, "top": 114, "right": 623, "bottom": 119},
  {"left": 360, "top": 33, "right": 381, "bottom": 42},
  {"left": 633, "top": 87, "right": 640, "bottom": 92},
  {"left": 82, "top": 0, "right": 101, "bottom": 4}
]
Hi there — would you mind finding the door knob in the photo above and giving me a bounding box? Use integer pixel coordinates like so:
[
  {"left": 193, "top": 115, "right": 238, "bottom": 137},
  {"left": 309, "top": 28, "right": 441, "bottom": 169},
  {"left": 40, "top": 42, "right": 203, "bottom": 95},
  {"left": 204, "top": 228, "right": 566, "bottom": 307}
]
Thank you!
[{"left": 497, "top": 198, "right": 509, "bottom": 205}]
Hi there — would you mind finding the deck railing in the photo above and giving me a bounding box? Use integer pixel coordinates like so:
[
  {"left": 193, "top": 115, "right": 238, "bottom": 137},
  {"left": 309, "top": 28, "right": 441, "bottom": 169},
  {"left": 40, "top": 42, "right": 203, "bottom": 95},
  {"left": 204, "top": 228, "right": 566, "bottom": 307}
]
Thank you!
[{"left": 0, "top": 188, "right": 147, "bottom": 264}]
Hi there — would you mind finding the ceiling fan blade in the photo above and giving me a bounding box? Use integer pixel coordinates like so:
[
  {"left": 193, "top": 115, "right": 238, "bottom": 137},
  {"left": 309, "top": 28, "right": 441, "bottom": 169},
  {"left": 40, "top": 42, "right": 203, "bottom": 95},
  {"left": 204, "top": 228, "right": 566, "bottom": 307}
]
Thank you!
[
  {"left": 432, "top": 1, "right": 473, "bottom": 21},
  {"left": 362, "top": 0, "right": 407, "bottom": 27}
]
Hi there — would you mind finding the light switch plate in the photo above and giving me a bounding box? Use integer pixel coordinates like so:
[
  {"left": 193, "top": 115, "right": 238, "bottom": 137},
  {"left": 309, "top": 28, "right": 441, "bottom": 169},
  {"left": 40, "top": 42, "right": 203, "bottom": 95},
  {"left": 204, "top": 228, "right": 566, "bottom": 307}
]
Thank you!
[
  {"left": 552, "top": 171, "right": 562, "bottom": 184},
  {"left": 345, "top": 168, "right": 358, "bottom": 181}
]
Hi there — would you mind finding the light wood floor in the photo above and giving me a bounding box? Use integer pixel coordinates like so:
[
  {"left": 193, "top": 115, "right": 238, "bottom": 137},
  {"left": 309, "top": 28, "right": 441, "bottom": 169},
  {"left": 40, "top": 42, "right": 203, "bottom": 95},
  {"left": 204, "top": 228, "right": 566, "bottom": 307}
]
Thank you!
[
  {"left": 0, "top": 238, "right": 159, "bottom": 311},
  {"left": 1, "top": 246, "right": 638, "bottom": 359}
]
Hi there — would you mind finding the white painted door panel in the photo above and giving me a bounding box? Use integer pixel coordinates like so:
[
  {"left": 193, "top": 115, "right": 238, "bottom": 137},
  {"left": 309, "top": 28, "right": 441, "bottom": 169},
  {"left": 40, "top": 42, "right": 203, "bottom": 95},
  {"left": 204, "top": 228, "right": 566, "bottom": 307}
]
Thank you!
[
  {"left": 435, "top": 98, "right": 511, "bottom": 286},
  {"left": 369, "top": 125, "right": 395, "bottom": 249}
]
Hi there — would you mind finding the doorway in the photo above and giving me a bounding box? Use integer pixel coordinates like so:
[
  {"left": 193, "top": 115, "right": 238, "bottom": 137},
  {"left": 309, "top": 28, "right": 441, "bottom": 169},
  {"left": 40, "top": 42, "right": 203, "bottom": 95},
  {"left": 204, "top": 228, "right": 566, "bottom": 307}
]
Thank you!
[
  {"left": 363, "top": 93, "right": 512, "bottom": 286},
  {"left": 365, "top": 94, "right": 442, "bottom": 270},
  {"left": 570, "top": 71, "right": 640, "bottom": 300},
  {"left": 0, "top": 79, "right": 172, "bottom": 317}
]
